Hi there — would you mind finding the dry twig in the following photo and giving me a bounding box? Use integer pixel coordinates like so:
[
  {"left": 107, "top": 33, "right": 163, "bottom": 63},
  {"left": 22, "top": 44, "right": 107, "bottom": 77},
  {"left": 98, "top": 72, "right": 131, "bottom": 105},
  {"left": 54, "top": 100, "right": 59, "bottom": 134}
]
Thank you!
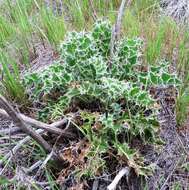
[
  {"left": 0, "top": 129, "right": 43, "bottom": 168},
  {"left": 92, "top": 179, "right": 99, "bottom": 190},
  {"left": 0, "top": 108, "right": 75, "bottom": 138},
  {"left": 0, "top": 126, "right": 21, "bottom": 135},
  {"left": 109, "top": 0, "right": 132, "bottom": 65},
  {"left": 24, "top": 160, "right": 43, "bottom": 174},
  {"left": 0, "top": 95, "right": 52, "bottom": 153},
  {"left": 107, "top": 167, "right": 130, "bottom": 190},
  {"left": 89, "top": 0, "right": 97, "bottom": 21},
  {"left": 160, "top": 158, "right": 181, "bottom": 190}
]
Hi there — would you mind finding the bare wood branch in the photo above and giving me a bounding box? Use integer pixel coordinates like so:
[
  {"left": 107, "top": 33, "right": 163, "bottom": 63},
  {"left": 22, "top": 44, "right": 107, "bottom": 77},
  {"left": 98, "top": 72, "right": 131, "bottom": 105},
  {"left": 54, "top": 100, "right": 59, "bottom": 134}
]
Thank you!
[
  {"left": 116, "top": 0, "right": 132, "bottom": 40},
  {"left": 89, "top": 0, "right": 97, "bottom": 21},
  {"left": 107, "top": 167, "right": 130, "bottom": 190},
  {"left": 21, "top": 114, "right": 74, "bottom": 138},
  {"left": 160, "top": 158, "right": 181, "bottom": 190},
  {"left": 0, "top": 127, "right": 21, "bottom": 135},
  {"left": 0, "top": 108, "right": 75, "bottom": 138},
  {"left": 0, "top": 95, "right": 52, "bottom": 153},
  {"left": 109, "top": 0, "right": 132, "bottom": 67},
  {"left": 0, "top": 129, "right": 43, "bottom": 172},
  {"left": 24, "top": 160, "right": 43, "bottom": 174},
  {"left": 92, "top": 179, "right": 99, "bottom": 190}
]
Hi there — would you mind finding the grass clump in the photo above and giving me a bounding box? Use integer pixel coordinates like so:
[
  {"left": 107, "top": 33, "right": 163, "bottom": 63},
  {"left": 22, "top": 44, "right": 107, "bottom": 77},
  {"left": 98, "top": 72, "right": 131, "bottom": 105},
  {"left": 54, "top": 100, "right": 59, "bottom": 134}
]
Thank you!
[
  {"left": 23, "top": 20, "right": 180, "bottom": 178},
  {"left": 0, "top": 51, "right": 27, "bottom": 103},
  {"left": 38, "top": 6, "right": 66, "bottom": 46}
]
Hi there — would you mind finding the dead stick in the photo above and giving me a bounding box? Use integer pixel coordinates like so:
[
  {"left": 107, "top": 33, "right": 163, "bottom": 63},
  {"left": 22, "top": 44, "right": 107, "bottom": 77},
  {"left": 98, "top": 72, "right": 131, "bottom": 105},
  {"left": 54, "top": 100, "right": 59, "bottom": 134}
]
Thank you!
[
  {"left": 20, "top": 114, "right": 74, "bottom": 138},
  {"left": 0, "top": 129, "right": 43, "bottom": 174},
  {"left": 25, "top": 160, "right": 43, "bottom": 174},
  {"left": 0, "top": 127, "right": 21, "bottom": 135},
  {"left": 109, "top": 0, "right": 132, "bottom": 67},
  {"left": 107, "top": 167, "right": 130, "bottom": 190},
  {"left": 0, "top": 95, "right": 52, "bottom": 153},
  {"left": 0, "top": 108, "right": 74, "bottom": 138},
  {"left": 89, "top": 0, "right": 97, "bottom": 21},
  {"left": 0, "top": 129, "right": 42, "bottom": 163},
  {"left": 160, "top": 158, "right": 181, "bottom": 190}
]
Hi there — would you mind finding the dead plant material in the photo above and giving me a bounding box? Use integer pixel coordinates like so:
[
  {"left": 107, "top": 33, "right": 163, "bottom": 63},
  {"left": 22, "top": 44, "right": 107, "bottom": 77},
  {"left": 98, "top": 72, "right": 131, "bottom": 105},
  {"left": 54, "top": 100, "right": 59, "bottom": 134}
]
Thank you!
[
  {"left": 58, "top": 140, "right": 91, "bottom": 184},
  {"left": 107, "top": 167, "right": 130, "bottom": 190},
  {"left": 0, "top": 95, "right": 52, "bottom": 153},
  {"left": 59, "top": 140, "right": 90, "bottom": 166},
  {"left": 89, "top": 0, "right": 97, "bottom": 21},
  {"left": 0, "top": 129, "right": 43, "bottom": 174},
  {"left": 0, "top": 108, "right": 75, "bottom": 138},
  {"left": 110, "top": 0, "right": 132, "bottom": 66},
  {"left": 68, "top": 183, "right": 85, "bottom": 190}
]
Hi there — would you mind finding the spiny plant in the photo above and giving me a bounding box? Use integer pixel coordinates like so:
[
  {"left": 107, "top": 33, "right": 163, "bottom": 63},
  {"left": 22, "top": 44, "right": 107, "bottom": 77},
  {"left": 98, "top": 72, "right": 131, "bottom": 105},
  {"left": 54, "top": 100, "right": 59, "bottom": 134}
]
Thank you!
[{"left": 23, "top": 19, "right": 180, "bottom": 177}]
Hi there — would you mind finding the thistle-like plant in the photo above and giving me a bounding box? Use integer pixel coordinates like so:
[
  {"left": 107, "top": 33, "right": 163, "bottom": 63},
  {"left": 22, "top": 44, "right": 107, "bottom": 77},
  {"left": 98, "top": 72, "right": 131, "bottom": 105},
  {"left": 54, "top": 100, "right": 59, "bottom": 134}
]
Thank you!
[{"left": 23, "top": 19, "right": 180, "bottom": 176}]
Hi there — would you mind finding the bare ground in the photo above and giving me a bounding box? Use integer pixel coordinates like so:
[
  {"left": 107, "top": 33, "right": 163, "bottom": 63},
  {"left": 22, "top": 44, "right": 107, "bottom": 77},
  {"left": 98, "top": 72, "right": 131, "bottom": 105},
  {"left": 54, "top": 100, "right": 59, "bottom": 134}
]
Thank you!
[{"left": 147, "top": 87, "right": 189, "bottom": 190}]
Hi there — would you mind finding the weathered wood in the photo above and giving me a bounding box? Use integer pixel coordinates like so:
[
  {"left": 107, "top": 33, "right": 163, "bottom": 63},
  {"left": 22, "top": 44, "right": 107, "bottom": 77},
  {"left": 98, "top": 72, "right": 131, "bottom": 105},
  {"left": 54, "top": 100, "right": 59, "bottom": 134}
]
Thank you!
[
  {"left": 0, "top": 108, "right": 75, "bottom": 138},
  {"left": 109, "top": 0, "right": 132, "bottom": 67},
  {"left": 107, "top": 167, "right": 130, "bottom": 190},
  {"left": 0, "top": 129, "right": 43, "bottom": 167},
  {"left": 0, "top": 95, "right": 52, "bottom": 153},
  {"left": 89, "top": 0, "right": 97, "bottom": 21}
]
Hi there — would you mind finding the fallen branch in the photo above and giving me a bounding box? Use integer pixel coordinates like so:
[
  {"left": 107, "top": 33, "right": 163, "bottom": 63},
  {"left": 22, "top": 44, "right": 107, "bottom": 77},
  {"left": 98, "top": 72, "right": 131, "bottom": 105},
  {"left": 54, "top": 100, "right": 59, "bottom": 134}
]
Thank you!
[
  {"left": 24, "top": 160, "right": 43, "bottom": 174},
  {"left": 0, "top": 118, "right": 76, "bottom": 169},
  {"left": 0, "top": 127, "right": 21, "bottom": 135},
  {"left": 160, "top": 158, "right": 181, "bottom": 190},
  {"left": 0, "top": 95, "right": 52, "bottom": 153},
  {"left": 0, "top": 114, "right": 78, "bottom": 170},
  {"left": 92, "top": 179, "right": 99, "bottom": 190},
  {"left": 0, "top": 108, "right": 75, "bottom": 138},
  {"left": 0, "top": 129, "right": 43, "bottom": 174},
  {"left": 107, "top": 167, "right": 130, "bottom": 190}
]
